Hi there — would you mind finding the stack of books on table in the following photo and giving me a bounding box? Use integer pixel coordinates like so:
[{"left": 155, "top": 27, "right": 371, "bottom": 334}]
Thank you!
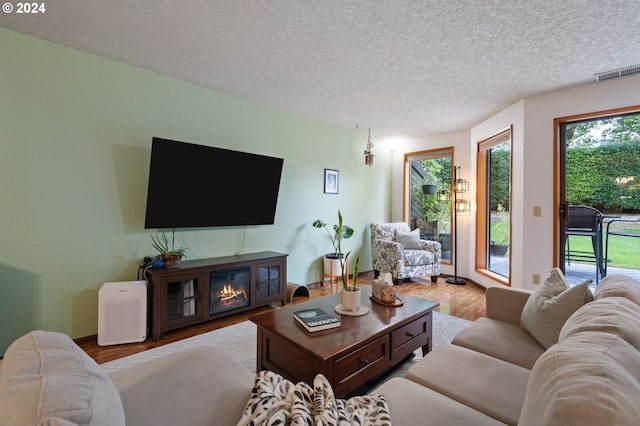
[{"left": 293, "top": 308, "right": 341, "bottom": 333}]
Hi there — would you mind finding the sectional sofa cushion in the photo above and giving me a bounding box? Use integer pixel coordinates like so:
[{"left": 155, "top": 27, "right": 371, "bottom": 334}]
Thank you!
[
  {"left": 519, "top": 331, "right": 640, "bottom": 426},
  {"left": 0, "top": 330, "right": 125, "bottom": 426},
  {"left": 451, "top": 317, "right": 544, "bottom": 369},
  {"left": 375, "top": 378, "right": 507, "bottom": 426},
  {"left": 560, "top": 297, "right": 640, "bottom": 350},
  {"left": 520, "top": 268, "right": 593, "bottom": 349},
  {"left": 108, "top": 346, "right": 254, "bottom": 426},
  {"left": 405, "top": 344, "right": 529, "bottom": 425},
  {"left": 593, "top": 274, "right": 640, "bottom": 306}
]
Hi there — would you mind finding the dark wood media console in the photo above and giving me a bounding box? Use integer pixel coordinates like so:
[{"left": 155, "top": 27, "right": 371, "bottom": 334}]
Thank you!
[{"left": 147, "top": 251, "right": 287, "bottom": 341}]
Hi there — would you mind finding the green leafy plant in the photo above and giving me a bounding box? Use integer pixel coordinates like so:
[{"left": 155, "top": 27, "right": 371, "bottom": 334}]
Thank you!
[
  {"left": 151, "top": 233, "right": 187, "bottom": 259},
  {"left": 413, "top": 184, "right": 446, "bottom": 222},
  {"left": 351, "top": 255, "right": 359, "bottom": 291},
  {"left": 312, "top": 209, "right": 355, "bottom": 290}
]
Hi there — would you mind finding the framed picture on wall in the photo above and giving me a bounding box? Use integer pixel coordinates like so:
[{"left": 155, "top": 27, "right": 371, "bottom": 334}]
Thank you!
[{"left": 324, "top": 169, "right": 339, "bottom": 194}]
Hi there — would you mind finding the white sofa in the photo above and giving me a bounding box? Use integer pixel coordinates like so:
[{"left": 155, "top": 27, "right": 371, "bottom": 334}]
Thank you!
[
  {"left": 377, "top": 273, "right": 640, "bottom": 425},
  {"left": 0, "top": 334, "right": 254, "bottom": 426},
  {"left": 1, "top": 274, "right": 639, "bottom": 425}
]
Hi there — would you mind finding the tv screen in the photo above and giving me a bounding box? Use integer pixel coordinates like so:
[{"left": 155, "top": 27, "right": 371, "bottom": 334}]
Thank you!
[{"left": 144, "top": 137, "right": 284, "bottom": 228}]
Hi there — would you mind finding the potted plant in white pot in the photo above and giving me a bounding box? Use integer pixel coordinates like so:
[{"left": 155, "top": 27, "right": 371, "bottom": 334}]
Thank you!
[
  {"left": 312, "top": 210, "right": 361, "bottom": 310},
  {"left": 151, "top": 233, "right": 187, "bottom": 267},
  {"left": 340, "top": 255, "right": 361, "bottom": 311}
]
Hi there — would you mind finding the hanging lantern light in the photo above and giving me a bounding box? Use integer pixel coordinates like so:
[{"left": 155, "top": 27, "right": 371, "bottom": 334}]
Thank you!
[
  {"left": 364, "top": 128, "right": 374, "bottom": 168},
  {"left": 437, "top": 185, "right": 450, "bottom": 203}
]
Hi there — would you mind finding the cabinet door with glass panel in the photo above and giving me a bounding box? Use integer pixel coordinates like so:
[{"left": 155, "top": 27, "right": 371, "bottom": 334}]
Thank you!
[
  {"left": 159, "top": 271, "right": 204, "bottom": 328},
  {"left": 254, "top": 259, "right": 285, "bottom": 305}
]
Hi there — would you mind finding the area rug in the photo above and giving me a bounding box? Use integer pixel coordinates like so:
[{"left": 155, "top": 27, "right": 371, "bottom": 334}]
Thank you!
[{"left": 100, "top": 311, "right": 471, "bottom": 379}]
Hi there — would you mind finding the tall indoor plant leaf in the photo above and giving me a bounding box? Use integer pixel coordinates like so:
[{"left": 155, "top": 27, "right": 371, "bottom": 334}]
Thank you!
[{"left": 312, "top": 209, "right": 355, "bottom": 290}]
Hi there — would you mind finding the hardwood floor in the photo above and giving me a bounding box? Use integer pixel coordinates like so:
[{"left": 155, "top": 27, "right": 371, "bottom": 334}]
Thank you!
[{"left": 77, "top": 272, "right": 486, "bottom": 364}]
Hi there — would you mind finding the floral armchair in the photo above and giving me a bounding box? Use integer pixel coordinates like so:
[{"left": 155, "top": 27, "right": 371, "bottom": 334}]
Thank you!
[{"left": 370, "top": 222, "right": 441, "bottom": 285}]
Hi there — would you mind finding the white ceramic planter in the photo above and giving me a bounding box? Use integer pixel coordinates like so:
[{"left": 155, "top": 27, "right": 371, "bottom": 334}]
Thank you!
[
  {"left": 341, "top": 288, "right": 362, "bottom": 312},
  {"left": 323, "top": 256, "right": 343, "bottom": 276}
]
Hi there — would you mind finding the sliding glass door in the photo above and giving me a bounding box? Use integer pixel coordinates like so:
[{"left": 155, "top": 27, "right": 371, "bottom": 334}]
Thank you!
[{"left": 404, "top": 148, "right": 453, "bottom": 263}]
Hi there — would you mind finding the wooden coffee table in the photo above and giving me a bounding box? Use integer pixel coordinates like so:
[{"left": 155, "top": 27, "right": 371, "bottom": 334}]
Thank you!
[{"left": 249, "top": 286, "right": 439, "bottom": 397}]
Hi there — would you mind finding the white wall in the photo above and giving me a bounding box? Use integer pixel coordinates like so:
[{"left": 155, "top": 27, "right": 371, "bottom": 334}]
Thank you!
[
  {"left": 0, "top": 28, "right": 392, "bottom": 350},
  {"left": 471, "top": 75, "right": 640, "bottom": 290},
  {"left": 469, "top": 101, "right": 525, "bottom": 287},
  {"left": 392, "top": 74, "right": 640, "bottom": 290},
  {"left": 517, "top": 74, "right": 640, "bottom": 289}
]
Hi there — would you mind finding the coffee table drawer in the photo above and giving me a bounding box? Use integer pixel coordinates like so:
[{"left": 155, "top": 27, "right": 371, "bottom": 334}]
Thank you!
[
  {"left": 333, "top": 335, "right": 391, "bottom": 396},
  {"left": 390, "top": 312, "right": 431, "bottom": 361}
]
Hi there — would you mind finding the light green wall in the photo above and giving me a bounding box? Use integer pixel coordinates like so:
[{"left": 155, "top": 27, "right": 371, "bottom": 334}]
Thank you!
[{"left": 0, "top": 28, "right": 391, "bottom": 353}]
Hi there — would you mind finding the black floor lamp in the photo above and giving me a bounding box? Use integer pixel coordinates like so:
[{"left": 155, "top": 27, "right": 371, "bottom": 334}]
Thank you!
[{"left": 446, "top": 166, "right": 469, "bottom": 285}]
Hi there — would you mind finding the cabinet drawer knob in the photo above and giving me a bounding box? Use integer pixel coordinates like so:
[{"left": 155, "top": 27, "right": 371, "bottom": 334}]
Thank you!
[
  {"left": 360, "top": 358, "right": 369, "bottom": 366},
  {"left": 407, "top": 332, "right": 415, "bottom": 339}
]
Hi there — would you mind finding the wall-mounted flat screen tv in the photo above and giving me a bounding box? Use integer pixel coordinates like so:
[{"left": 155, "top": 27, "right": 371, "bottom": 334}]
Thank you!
[{"left": 144, "top": 137, "right": 284, "bottom": 228}]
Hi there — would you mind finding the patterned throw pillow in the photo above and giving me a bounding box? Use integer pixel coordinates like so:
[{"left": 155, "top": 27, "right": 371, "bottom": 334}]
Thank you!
[{"left": 237, "top": 371, "right": 391, "bottom": 426}]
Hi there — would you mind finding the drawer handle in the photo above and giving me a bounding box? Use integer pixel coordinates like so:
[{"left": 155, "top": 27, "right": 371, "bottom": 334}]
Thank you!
[
  {"left": 360, "top": 358, "right": 369, "bottom": 366},
  {"left": 407, "top": 332, "right": 415, "bottom": 339}
]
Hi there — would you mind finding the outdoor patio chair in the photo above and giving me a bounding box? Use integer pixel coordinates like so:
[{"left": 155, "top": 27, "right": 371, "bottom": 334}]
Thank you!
[
  {"left": 604, "top": 217, "right": 640, "bottom": 276},
  {"left": 565, "top": 205, "right": 604, "bottom": 283}
]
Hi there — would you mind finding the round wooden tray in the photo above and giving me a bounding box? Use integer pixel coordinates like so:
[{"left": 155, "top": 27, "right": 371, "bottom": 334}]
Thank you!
[{"left": 370, "top": 295, "right": 404, "bottom": 307}]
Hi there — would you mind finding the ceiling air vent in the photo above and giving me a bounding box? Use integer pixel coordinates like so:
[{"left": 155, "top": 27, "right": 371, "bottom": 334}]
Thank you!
[{"left": 595, "top": 64, "right": 640, "bottom": 82}]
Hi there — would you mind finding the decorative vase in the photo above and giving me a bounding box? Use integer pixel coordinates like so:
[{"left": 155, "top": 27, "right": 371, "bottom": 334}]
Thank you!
[
  {"left": 341, "top": 288, "right": 362, "bottom": 312},
  {"left": 162, "top": 254, "right": 182, "bottom": 267}
]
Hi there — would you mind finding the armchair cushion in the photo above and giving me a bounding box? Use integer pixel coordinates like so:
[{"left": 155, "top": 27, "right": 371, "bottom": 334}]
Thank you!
[
  {"left": 404, "top": 249, "right": 436, "bottom": 267},
  {"left": 396, "top": 229, "right": 422, "bottom": 249}
]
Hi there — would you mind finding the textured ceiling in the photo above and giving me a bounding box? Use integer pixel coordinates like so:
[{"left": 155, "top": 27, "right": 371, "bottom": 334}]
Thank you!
[{"left": 2, "top": 0, "right": 639, "bottom": 139}]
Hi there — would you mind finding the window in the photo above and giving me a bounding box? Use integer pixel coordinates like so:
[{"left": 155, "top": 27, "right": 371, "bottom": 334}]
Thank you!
[
  {"left": 476, "top": 127, "right": 512, "bottom": 281},
  {"left": 404, "top": 148, "right": 453, "bottom": 263}
]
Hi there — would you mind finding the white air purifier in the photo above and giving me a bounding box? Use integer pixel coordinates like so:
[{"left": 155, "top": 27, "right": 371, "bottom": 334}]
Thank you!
[{"left": 98, "top": 281, "right": 148, "bottom": 346}]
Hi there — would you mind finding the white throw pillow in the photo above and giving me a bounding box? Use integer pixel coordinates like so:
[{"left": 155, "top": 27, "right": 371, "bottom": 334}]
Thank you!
[
  {"left": 395, "top": 229, "right": 422, "bottom": 250},
  {"left": 520, "top": 268, "right": 594, "bottom": 349}
]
